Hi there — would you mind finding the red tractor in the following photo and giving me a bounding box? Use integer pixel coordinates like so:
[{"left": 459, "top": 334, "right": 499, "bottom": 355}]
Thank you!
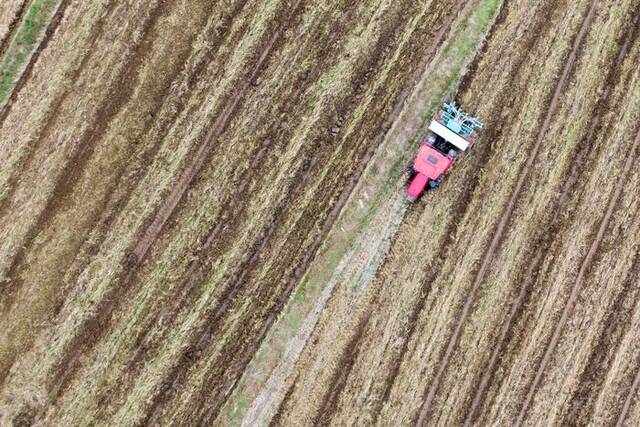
[{"left": 406, "top": 102, "right": 483, "bottom": 202}]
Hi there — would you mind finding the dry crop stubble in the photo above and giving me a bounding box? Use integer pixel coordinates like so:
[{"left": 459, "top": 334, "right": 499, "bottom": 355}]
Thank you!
[
  {"left": 1, "top": 0, "right": 640, "bottom": 425},
  {"left": 0, "top": 0, "right": 301, "bottom": 421}
]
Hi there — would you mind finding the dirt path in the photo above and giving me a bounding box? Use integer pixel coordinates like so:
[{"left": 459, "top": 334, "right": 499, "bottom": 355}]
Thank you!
[
  {"left": 415, "top": 1, "right": 599, "bottom": 424},
  {"left": 153, "top": 3, "right": 433, "bottom": 420}
]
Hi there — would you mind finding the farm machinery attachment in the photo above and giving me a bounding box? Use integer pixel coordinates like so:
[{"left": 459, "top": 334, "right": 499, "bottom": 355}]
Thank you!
[{"left": 406, "top": 102, "right": 484, "bottom": 202}]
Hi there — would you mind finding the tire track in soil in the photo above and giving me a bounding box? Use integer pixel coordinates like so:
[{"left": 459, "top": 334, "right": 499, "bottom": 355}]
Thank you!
[
  {"left": 3, "top": 0, "right": 168, "bottom": 286},
  {"left": 0, "top": 1, "right": 174, "bottom": 386},
  {"left": 0, "top": 0, "right": 70, "bottom": 122},
  {"left": 90, "top": 1, "right": 359, "bottom": 418},
  {"left": 463, "top": 251, "right": 543, "bottom": 426},
  {"left": 0, "top": 0, "right": 29, "bottom": 60},
  {"left": 141, "top": 5, "right": 420, "bottom": 422},
  {"left": 381, "top": 1, "right": 566, "bottom": 420},
  {"left": 0, "top": 1, "right": 120, "bottom": 382},
  {"left": 119, "top": 0, "right": 358, "bottom": 378},
  {"left": 270, "top": 372, "right": 299, "bottom": 426},
  {"left": 297, "top": 2, "right": 554, "bottom": 422},
  {"left": 516, "top": 119, "right": 640, "bottom": 425},
  {"left": 464, "top": 9, "right": 640, "bottom": 423},
  {"left": 567, "top": 250, "right": 640, "bottom": 424},
  {"left": 416, "top": 1, "right": 599, "bottom": 424},
  {"left": 371, "top": 137, "right": 498, "bottom": 425},
  {"left": 58, "top": 3, "right": 260, "bottom": 418},
  {"left": 145, "top": 147, "right": 335, "bottom": 424},
  {"left": 0, "top": 1, "right": 116, "bottom": 224},
  {"left": 40, "top": 0, "right": 308, "bottom": 417},
  {"left": 617, "top": 363, "right": 640, "bottom": 427}
]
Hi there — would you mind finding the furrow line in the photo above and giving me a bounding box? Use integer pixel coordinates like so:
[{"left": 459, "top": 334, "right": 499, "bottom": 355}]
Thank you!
[
  {"left": 313, "top": 316, "right": 369, "bottom": 426},
  {"left": 106, "top": 2, "right": 359, "bottom": 414},
  {"left": 46, "top": 4, "right": 255, "bottom": 412},
  {"left": 153, "top": 5, "right": 413, "bottom": 416},
  {"left": 567, "top": 249, "right": 640, "bottom": 424},
  {"left": 0, "top": 1, "right": 172, "bottom": 385},
  {"left": 240, "top": 0, "right": 489, "bottom": 422},
  {"left": 54, "top": 0, "right": 252, "bottom": 323},
  {"left": 270, "top": 372, "right": 299, "bottom": 426},
  {"left": 463, "top": 251, "right": 543, "bottom": 425},
  {"left": 416, "top": 1, "right": 599, "bottom": 423},
  {"left": 368, "top": 5, "right": 523, "bottom": 422},
  {"left": 3, "top": 0, "right": 169, "bottom": 290},
  {"left": 171, "top": 1, "right": 458, "bottom": 419}
]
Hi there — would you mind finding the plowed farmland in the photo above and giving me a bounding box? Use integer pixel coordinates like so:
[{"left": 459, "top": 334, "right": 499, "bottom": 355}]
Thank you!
[{"left": 1, "top": 0, "right": 639, "bottom": 426}]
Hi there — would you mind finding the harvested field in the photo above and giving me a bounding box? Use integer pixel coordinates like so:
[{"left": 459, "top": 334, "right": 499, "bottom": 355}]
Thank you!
[{"left": 1, "top": 0, "right": 639, "bottom": 426}]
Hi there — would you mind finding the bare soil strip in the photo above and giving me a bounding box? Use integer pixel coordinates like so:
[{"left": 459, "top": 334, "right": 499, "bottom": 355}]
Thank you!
[
  {"left": 416, "top": 1, "right": 599, "bottom": 423},
  {"left": 0, "top": 1, "right": 116, "bottom": 224},
  {"left": 371, "top": 5, "right": 549, "bottom": 421},
  {"left": 0, "top": 1, "right": 175, "bottom": 383},
  {"left": 516, "top": 121, "right": 640, "bottom": 425},
  {"left": 42, "top": 0, "right": 295, "bottom": 400},
  {"left": 3, "top": 0, "right": 166, "bottom": 290},
  {"left": 99, "top": 5, "right": 356, "bottom": 412},
  {"left": 463, "top": 8, "right": 640, "bottom": 423},
  {"left": 1, "top": 1, "right": 300, "bottom": 403}
]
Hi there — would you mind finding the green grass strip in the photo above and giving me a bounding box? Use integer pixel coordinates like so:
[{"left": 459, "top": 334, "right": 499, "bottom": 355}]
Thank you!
[{"left": 0, "top": 0, "right": 60, "bottom": 105}]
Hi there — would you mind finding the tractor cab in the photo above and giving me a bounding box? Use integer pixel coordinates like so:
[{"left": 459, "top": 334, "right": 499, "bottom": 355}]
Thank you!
[{"left": 406, "top": 102, "right": 483, "bottom": 202}]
